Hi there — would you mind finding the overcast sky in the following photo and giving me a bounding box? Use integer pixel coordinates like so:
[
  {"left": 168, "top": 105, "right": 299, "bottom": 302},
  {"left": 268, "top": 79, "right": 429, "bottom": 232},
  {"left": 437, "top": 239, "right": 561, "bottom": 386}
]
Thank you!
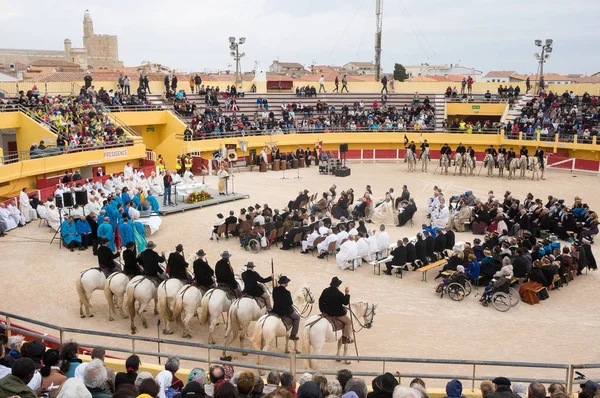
[{"left": 1, "top": 0, "right": 599, "bottom": 75}]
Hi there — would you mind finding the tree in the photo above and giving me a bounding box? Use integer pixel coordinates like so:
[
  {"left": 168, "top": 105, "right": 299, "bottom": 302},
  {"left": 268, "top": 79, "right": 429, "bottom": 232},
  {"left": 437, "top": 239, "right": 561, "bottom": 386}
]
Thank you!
[{"left": 393, "top": 63, "right": 408, "bottom": 82}]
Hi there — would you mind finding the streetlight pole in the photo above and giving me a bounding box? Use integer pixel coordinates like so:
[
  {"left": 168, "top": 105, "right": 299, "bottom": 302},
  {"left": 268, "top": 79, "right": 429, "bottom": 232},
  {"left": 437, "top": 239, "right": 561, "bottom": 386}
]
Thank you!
[
  {"left": 229, "top": 37, "right": 246, "bottom": 90},
  {"left": 534, "top": 39, "right": 553, "bottom": 93}
]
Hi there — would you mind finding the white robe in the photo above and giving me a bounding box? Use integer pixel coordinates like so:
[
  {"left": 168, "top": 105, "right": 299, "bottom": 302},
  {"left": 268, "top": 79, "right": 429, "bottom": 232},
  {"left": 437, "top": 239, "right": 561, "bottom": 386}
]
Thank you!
[
  {"left": 149, "top": 175, "right": 164, "bottom": 195},
  {"left": 7, "top": 204, "right": 25, "bottom": 225},
  {"left": 336, "top": 230, "right": 349, "bottom": 248},
  {"left": 103, "top": 180, "right": 116, "bottom": 193},
  {"left": 367, "top": 236, "right": 378, "bottom": 260},
  {"left": 431, "top": 206, "right": 449, "bottom": 229},
  {"left": 377, "top": 231, "right": 390, "bottom": 252},
  {"left": 20, "top": 192, "right": 37, "bottom": 222},
  {"left": 357, "top": 237, "right": 373, "bottom": 262},
  {"left": 337, "top": 240, "right": 358, "bottom": 270},
  {"left": 318, "top": 234, "right": 337, "bottom": 253},
  {"left": 302, "top": 230, "right": 320, "bottom": 251},
  {"left": 124, "top": 165, "right": 134, "bottom": 179},
  {"left": 47, "top": 207, "right": 61, "bottom": 231},
  {"left": 371, "top": 200, "right": 395, "bottom": 225},
  {"left": 0, "top": 207, "right": 17, "bottom": 230}
]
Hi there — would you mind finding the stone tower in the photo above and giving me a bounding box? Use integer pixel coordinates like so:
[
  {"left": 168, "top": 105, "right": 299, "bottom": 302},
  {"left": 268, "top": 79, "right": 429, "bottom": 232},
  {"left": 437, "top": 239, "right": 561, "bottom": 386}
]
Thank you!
[{"left": 83, "top": 10, "right": 94, "bottom": 48}]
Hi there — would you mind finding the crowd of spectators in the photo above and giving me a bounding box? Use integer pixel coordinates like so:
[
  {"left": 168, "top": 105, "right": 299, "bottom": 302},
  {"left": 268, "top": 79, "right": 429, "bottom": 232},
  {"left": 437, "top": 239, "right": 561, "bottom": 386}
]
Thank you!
[
  {"left": 2, "top": 336, "right": 597, "bottom": 398},
  {"left": 503, "top": 91, "right": 600, "bottom": 142}
]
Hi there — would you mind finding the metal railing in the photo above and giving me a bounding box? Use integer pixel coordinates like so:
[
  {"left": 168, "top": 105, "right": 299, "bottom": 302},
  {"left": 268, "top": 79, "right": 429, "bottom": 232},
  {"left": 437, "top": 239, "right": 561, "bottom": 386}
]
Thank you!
[
  {"left": 0, "top": 140, "right": 136, "bottom": 165},
  {"left": 1, "top": 311, "right": 598, "bottom": 391}
]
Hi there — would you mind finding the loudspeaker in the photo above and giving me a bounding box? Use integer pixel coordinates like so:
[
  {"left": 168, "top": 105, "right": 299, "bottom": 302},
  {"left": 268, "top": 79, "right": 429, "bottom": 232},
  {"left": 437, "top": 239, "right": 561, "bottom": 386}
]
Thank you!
[
  {"left": 62, "top": 192, "right": 74, "bottom": 208},
  {"left": 335, "top": 168, "right": 351, "bottom": 177},
  {"left": 339, "top": 143, "right": 348, "bottom": 153},
  {"left": 75, "top": 191, "right": 88, "bottom": 206},
  {"left": 55, "top": 195, "right": 63, "bottom": 209}
]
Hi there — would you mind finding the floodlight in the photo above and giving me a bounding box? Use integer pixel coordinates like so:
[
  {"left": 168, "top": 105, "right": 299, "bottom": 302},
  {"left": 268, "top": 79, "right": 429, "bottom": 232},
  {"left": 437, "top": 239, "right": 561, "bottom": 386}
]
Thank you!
[
  {"left": 240, "top": 52, "right": 246, "bottom": 57},
  {"left": 545, "top": 39, "right": 553, "bottom": 45},
  {"left": 545, "top": 54, "right": 550, "bottom": 59},
  {"left": 230, "top": 51, "right": 236, "bottom": 57},
  {"left": 535, "top": 39, "right": 542, "bottom": 46},
  {"left": 546, "top": 47, "right": 553, "bottom": 53},
  {"left": 239, "top": 37, "right": 246, "bottom": 44},
  {"left": 229, "top": 37, "right": 236, "bottom": 44},
  {"left": 534, "top": 52, "right": 540, "bottom": 58}
]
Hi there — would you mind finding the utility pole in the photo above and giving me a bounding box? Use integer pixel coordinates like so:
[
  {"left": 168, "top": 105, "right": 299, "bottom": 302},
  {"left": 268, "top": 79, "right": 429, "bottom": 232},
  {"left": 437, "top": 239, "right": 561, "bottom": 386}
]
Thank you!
[
  {"left": 375, "top": 0, "right": 383, "bottom": 81},
  {"left": 229, "top": 37, "right": 246, "bottom": 89}
]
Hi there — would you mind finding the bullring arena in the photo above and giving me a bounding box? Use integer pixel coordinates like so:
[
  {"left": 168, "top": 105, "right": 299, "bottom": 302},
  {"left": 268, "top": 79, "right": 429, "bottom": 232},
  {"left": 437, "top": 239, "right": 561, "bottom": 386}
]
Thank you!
[{"left": 2, "top": 27, "right": 600, "bottom": 395}]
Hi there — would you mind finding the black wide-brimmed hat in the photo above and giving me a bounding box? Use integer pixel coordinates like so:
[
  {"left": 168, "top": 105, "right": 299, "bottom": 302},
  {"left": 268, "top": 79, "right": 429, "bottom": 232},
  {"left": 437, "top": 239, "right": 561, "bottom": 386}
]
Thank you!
[
  {"left": 220, "top": 251, "right": 232, "bottom": 258},
  {"left": 146, "top": 241, "right": 157, "bottom": 249},
  {"left": 330, "top": 277, "right": 342, "bottom": 287},
  {"left": 196, "top": 249, "right": 206, "bottom": 257},
  {"left": 126, "top": 241, "right": 135, "bottom": 248},
  {"left": 278, "top": 276, "right": 291, "bottom": 285},
  {"left": 246, "top": 261, "right": 255, "bottom": 268}
]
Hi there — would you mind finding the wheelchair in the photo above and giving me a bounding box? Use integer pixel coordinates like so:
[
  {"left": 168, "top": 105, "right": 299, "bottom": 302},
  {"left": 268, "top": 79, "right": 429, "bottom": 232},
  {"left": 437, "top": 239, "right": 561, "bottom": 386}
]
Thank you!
[
  {"left": 480, "top": 287, "right": 520, "bottom": 312},
  {"left": 436, "top": 280, "right": 472, "bottom": 301},
  {"left": 243, "top": 232, "right": 267, "bottom": 254}
]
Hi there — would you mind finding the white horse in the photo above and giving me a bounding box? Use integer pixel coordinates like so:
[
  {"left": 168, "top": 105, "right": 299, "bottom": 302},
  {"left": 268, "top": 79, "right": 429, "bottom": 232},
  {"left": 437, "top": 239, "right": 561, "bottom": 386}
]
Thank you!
[
  {"left": 497, "top": 155, "right": 506, "bottom": 178},
  {"left": 508, "top": 158, "right": 519, "bottom": 180},
  {"left": 453, "top": 153, "right": 464, "bottom": 176},
  {"left": 251, "top": 285, "right": 315, "bottom": 374},
  {"left": 76, "top": 268, "right": 107, "bottom": 318},
  {"left": 483, "top": 153, "right": 494, "bottom": 177},
  {"left": 464, "top": 154, "right": 475, "bottom": 176},
  {"left": 198, "top": 277, "right": 244, "bottom": 344},
  {"left": 406, "top": 149, "right": 416, "bottom": 172},
  {"left": 223, "top": 283, "right": 271, "bottom": 357},
  {"left": 104, "top": 272, "right": 130, "bottom": 321},
  {"left": 420, "top": 147, "right": 430, "bottom": 172},
  {"left": 157, "top": 278, "right": 185, "bottom": 335},
  {"left": 519, "top": 155, "right": 528, "bottom": 179},
  {"left": 172, "top": 284, "right": 212, "bottom": 338},
  {"left": 529, "top": 156, "right": 544, "bottom": 180},
  {"left": 124, "top": 275, "right": 159, "bottom": 334},
  {"left": 301, "top": 301, "right": 377, "bottom": 369},
  {"left": 439, "top": 154, "right": 450, "bottom": 175}
]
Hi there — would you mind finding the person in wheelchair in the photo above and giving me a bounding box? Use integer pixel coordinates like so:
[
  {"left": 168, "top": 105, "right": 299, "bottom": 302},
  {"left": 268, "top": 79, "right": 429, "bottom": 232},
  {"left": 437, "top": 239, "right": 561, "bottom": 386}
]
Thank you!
[
  {"left": 435, "top": 265, "right": 467, "bottom": 293},
  {"left": 480, "top": 267, "right": 511, "bottom": 302},
  {"left": 240, "top": 222, "right": 265, "bottom": 247}
]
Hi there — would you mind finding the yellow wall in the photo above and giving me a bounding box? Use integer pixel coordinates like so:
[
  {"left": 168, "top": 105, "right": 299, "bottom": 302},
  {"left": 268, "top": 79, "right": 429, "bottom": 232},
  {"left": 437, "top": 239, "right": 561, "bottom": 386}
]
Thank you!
[
  {"left": 0, "top": 112, "right": 57, "bottom": 153},
  {"left": 0, "top": 143, "right": 147, "bottom": 197},
  {"left": 3, "top": 80, "right": 600, "bottom": 96},
  {"left": 446, "top": 103, "right": 506, "bottom": 116}
]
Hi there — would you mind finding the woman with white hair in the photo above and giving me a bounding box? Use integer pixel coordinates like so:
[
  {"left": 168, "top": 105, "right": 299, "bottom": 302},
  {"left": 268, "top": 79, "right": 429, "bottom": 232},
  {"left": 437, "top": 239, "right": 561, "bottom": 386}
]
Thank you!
[{"left": 82, "top": 359, "right": 108, "bottom": 397}]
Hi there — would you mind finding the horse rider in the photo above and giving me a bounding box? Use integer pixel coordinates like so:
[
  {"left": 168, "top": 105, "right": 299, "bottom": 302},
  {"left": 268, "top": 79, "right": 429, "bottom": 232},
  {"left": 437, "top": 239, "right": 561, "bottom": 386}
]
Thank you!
[
  {"left": 467, "top": 145, "right": 476, "bottom": 167},
  {"left": 215, "top": 251, "right": 240, "bottom": 296},
  {"left": 498, "top": 144, "right": 507, "bottom": 159},
  {"left": 534, "top": 146, "right": 545, "bottom": 174},
  {"left": 318, "top": 277, "right": 354, "bottom": 344},
  {"left": 507, "top": 147, "right": 516, "bottom": 164},
  {"left": 241, "top": 261, "right": 273, "bottom": 311},
  {"left": 168, "top": 244, "right": 190, "bottom": 282},
  {"left": 520, "top": 145, "right": 529, "bottom": 168},
  {"left": 97, "top": 237, "right": 121, "bottom": 276},
  {"left": 419, "top": 139, "right": 429, "bottom": 160},
  {"left": 439, "top": 143, "right": 452, "bottom": 166},
  {"left": 484, "top": 145, "right": 497, "bottom": 168},
  {"left": 137, "top": 241, "right": 167, "bottom": 282},
  {"left": 123, "top": 241, "right": 142, "bottom": 277},
  {"left": 405, "top": 140, "right": 416, "bottom": 162},
  {"left": 455, "top": 143, "right": 466, "bottom": 165},
  {"left": 272, "top": 275, "right": 300, "bottom": 341},
  {"left": 193, "top": 249, "right": 216, "bottom": 292}
]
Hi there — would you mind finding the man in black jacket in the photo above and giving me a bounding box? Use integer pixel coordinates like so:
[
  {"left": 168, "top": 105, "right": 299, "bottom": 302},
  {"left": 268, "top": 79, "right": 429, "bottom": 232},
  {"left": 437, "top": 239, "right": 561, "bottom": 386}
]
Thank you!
[
  {"left": 272, "top": 276, "right": 300, "bottom": 340},
  {"left": 224, "top": 211, "right": 238, "bottom": 235},
  {"left": 168, "top": 244, "right": 189, "bottom": 282},
  {"left": 318, "top": 277, "right": 353, "bottom": 344},
  {"left": 123, "top": 242, "right": 141, "bottom": 276},
  {"left": 404, "top": 237, "right": 416, "bottom": 266},
  {"left": 512, "top": 248, "right": 531, "bottom": 277},
  {"left": 215, "top": 251, "right": 239, "bottom": 295},
  {"left": 486, "top": 377, "right": 521, "bottom": 398},
  {"left": 242, "top": 262, "right": 273, "bottom": 311},
  {"left": 434, "top": 230, "right": 446, "bottom": 256},
  {"left": 424, "top": 231, "right": 435, "bottom": 260},
  {"left": 281, "top": 222, "right": 302, "bottom": 250},
  {"left": 137, "top": 241, "right": 166, "bottom": 280},
  {"left": 164, "top": 75, "right": 170, "bottom": 93},
  {"left": 385, "top": 240, "right": 406, "bottom": 275},
  {"left": 415, "top": 233, "right": 428, "bottom": 265},
  {"left": 193, "top": 249, "right": 215, "bottom": 292},
  {"left": 97, "top": 238, "right": 121, "bottom": 276}
]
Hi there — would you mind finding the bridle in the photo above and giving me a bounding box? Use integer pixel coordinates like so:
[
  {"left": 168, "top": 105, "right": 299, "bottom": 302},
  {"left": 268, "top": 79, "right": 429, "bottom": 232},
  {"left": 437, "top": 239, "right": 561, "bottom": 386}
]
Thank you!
[
  {"left": 294, "top": 286, "right": 314, "bottom": 318},
  {"left": 350, "top": 302, "right": 376, "bottom": 332}
]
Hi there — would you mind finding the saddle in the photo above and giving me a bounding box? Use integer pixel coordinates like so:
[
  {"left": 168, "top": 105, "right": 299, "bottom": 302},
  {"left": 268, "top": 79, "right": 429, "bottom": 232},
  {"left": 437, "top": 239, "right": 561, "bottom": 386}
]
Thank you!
[
  {"left": 242, "top": 294, "right": 267, "bottom": 309},
  {"left": 263, "top": 313, "right": 293, "bottom": 331},
  {"left": 216, "top": 283, "right": 237, "bottom": 300},
  {"left": 306, "top": 314, "right": 344, "bottom": 332}
]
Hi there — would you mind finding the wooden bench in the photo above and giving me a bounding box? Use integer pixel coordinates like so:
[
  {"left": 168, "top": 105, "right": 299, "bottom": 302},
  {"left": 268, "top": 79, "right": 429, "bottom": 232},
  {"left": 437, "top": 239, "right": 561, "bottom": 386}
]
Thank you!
[
  {"left": 532, "top": 285, "right": 548, "bottom": 298},
  {"left": 417, "top": 259, "right": 447, "bottom": 282},
  {"left": 371, "top": 255, "right": 392, "bottom": 275}
]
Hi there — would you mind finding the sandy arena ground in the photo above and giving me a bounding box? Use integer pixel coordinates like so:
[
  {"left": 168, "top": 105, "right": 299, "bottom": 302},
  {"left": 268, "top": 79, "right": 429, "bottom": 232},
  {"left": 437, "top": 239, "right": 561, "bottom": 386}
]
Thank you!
[{"left": 2, "top": 163, "right": 599, "bottom": 386}]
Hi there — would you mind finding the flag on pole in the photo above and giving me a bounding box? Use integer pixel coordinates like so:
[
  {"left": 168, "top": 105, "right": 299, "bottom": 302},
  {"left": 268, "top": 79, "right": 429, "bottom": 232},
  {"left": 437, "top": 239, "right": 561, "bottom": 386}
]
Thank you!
[{"left": 403, "top": 134, "right": 408, "bottom": 146}]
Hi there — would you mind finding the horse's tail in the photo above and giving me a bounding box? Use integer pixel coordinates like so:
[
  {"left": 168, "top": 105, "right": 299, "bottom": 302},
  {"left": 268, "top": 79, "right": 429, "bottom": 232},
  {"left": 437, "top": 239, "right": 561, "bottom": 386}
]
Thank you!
[
  {"left": 173, "top": 292, "right": 185, "bottom": 327},
  {"left": 125, "top": 282, "right": 137, "bottom": 320},
  {"left": 103, "top": 274, "right": 116, "bottom": 315},
  {"left": 158, "top": 283, "right": 174, "bottom": 322},
  {"left": 301, "top": 324, "right": 312, "bottom": 368},
  {"left": 76, "top": 275, "right": 92, "bottom": 309},
  {"left": 225, "top": 300, "right": 239, "bottom": 339},
  {"left": 198, "top": 291, "right": 211, "bottom": 325},
  {"left": 251, "top": 315, "right": 265, "bottom": 350}
]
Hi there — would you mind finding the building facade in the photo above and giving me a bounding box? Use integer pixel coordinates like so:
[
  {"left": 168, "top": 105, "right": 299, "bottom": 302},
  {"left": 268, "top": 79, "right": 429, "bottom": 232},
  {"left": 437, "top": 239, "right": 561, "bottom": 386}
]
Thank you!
[{"left": 0, "top": 11, "right": 121, "bottom": 71}]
